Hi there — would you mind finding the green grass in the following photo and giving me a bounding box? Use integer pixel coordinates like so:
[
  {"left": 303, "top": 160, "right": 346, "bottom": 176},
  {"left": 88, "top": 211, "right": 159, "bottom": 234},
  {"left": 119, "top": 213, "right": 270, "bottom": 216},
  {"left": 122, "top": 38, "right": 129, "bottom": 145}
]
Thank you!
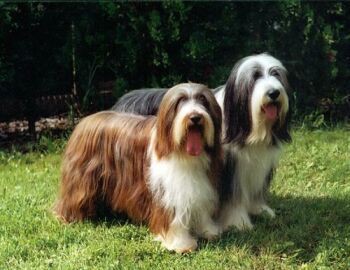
[{"left": 0, "top": 129, "right": 349, "bottom": 269}]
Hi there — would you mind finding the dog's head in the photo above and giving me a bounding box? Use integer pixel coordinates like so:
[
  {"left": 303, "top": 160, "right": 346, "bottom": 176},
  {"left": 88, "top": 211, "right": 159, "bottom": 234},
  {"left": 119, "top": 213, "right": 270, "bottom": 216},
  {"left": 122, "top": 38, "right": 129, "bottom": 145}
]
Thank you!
[
  {"left": 155, "top": 83, "right": 222, "bottom": 159},
  {"left": 224, "top": 53, "right": 291, "bottom": 145}
]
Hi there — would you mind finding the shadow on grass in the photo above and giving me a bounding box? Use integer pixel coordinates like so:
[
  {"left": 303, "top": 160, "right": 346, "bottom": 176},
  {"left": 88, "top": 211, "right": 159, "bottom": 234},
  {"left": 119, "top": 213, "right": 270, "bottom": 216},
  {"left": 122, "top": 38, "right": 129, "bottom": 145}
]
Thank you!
[
  {"left": 209, "top": 194, "right": 350, "bottom": 263},
  {"left": 70, "top": 194, "right": 350, "bottom": 263}
]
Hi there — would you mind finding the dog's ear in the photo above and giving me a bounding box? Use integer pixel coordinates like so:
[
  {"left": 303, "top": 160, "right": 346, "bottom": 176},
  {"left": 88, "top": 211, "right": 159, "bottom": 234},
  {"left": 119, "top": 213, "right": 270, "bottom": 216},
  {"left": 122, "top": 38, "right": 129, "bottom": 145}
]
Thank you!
[
  {"left": 274, "top": 116, "right": 291, "bottom": 143},
  {"left": 273, "top": 68, "right": 292, "bottom": 144},
  {"left": 154, "top": 94, "right": 177, "bottom": 159},
  {"left": 223, "top": 61, "right": 253, "bottom": 145},
  {"left": 200, "top": 87, "right": 222, "bottom": 152},
  {"left": 273, "top": 102, "right": 292, "bottom": 143}
]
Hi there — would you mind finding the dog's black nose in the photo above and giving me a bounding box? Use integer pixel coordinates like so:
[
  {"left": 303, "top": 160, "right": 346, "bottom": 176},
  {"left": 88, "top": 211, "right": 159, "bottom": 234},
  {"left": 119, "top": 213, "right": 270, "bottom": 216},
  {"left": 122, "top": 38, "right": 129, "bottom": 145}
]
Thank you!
[
  {"left": 190, "top": 114, "right": 202, "bottom": 124},
  {"left": 267, "top": 89, "right": 280, "bottom": 100}
]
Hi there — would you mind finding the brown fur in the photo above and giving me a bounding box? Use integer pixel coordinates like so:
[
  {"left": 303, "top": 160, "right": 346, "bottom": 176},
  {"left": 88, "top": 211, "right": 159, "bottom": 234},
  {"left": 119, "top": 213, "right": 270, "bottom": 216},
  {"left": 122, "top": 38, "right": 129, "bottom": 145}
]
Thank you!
[
  {"left": 54, "top": 83, "right": 223, "bottom": 242},
  {"left": 155, "top": 84, "right": 223, "bottom": 201},
  {"left": 54, "top": 112, "right": 171, "bottom": 234},
  {"left": 156, "top": 84, "right": 222, "bottom": 162}
]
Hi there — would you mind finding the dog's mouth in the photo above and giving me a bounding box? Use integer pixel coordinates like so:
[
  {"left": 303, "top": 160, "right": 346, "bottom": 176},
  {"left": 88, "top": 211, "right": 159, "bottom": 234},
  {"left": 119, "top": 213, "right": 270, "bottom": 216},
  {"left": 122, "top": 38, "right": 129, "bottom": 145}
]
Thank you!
[
  {"left": 261, "top": 102, "right": 280, "bottom": 121},
  {"left": 185, "top": 125, "right": 203, "bottom": 156}
]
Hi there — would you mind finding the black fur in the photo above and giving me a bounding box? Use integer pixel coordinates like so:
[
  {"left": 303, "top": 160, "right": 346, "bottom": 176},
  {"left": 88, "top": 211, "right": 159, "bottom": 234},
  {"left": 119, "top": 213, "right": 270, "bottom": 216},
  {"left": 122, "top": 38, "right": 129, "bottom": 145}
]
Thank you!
[
  {"left": 269, "top": 65, "right": 292, "bottom": 144},
  {"left": 223, "top": 57, "right": 291, "bottom": 146},
  {"left": 223, "top": 59, "right": 257, "bottom": 145},
  {"left": 220, "top": 151, "right": 237, "bottom": 204},
  {"left": 264, "top": 169, "right": 274, "bottom": 191},
  {"left": 112, "top": 88, "right": 167, "bottom": 115}
]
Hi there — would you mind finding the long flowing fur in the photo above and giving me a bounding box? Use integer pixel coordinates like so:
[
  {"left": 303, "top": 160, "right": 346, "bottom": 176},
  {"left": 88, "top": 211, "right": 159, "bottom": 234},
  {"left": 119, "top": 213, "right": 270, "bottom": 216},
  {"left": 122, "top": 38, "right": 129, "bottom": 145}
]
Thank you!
[
  {"left": 54, "top": 113, "right": 166, "bottom": 226},
  {"left": 111, "top": 53, "right": 291, "bottom": 231},
  {"left": 218, "top": 53, "right": 291, "bottom": 230},
  {"left": 112, "top": 88, "right": 167, "bottom": 115},
  {"left": 54, "top": 83, "right": 223, "bottom": 253}
]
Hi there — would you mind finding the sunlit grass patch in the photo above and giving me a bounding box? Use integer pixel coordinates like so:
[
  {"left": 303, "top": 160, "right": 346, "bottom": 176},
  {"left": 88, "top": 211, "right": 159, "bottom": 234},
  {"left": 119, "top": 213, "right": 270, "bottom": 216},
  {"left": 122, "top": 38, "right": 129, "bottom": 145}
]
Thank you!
[{"left": 0, "top": 128, "right": 349, "bottom": 269}]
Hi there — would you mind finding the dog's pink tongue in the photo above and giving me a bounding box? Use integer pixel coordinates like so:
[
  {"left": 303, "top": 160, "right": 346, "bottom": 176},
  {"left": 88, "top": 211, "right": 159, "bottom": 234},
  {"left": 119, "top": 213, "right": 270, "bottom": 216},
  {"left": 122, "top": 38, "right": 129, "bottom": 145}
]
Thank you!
[
  {"left": 186, "top": 129, "right": 202, "bottom": 156},
  {"left": 263, "top": 104, "right": 278, "bottom": 120}
]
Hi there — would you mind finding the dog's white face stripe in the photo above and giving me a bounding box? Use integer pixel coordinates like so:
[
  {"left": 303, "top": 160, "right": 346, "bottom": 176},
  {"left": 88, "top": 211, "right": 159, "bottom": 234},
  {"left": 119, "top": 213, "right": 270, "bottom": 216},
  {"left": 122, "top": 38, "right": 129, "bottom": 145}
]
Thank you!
[
  {"left": 236, "top": 54, "right": 285, "bottom": 84},
  {"left": 148, "top": 83, "right": 221, "bottom": 250},
  {"left": 219, "top": 54, "right": 291, "bottom": 232},
  {"left": 172, "top": 99, "right": 215, "bottom": 148},
  {"left": 234, "top": 54, "right": 289, "bottom": 144},
  {"left": 251, "top": 76, "right": 289, "bottom": 117}
]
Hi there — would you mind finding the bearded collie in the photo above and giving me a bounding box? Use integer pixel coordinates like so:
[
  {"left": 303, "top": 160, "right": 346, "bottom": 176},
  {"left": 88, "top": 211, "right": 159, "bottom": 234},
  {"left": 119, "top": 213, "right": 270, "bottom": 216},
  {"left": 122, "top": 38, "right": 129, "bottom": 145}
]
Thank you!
[
  {"left": 54, "top": 83, "right": 223, "bottom": 253},
  {"left": 112, "top": 53, "right": 291, "bottom": 231},
  {"left": 216, "top": 54, "right": 290, "bottom": 230}
]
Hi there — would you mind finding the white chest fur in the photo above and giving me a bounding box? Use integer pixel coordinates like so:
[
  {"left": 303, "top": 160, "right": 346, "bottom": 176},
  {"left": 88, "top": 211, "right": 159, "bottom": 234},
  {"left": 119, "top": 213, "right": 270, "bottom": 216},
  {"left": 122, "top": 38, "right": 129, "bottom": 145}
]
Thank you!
[
  {"left": 148, "top": 152, "right": 217, "bottom": 227},
  {"left": 228, "top": 143, "right": 281, "bottom": 202}
]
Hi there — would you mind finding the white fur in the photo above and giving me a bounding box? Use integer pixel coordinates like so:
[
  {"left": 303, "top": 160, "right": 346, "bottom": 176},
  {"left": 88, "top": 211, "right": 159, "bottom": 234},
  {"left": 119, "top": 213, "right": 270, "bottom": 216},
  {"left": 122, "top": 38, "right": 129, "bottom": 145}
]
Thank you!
[
  {"left": 148, "top": 87, "right": 220, "bottom": 251},
  {"left": 220, "top": 143, "right": 281, "bottom": 231},
  {"left": 156, "top": 222, "right": 198, "bottom": 253},
  {"left": 214, "top": 86, "right": 225, "bottom": 110},
  {"left": 173, "top": 99, "right": 215, "bottom": 148},
  {"left": 214, "top": 86, "right": 226, "bottom": 132},
  {"left": 220, "top": 202, "right": 253, "bottom": 230},
  {"left": 218, "top": 54, "right": 288, "bottom": 231},
  {"left": 236, "top": 53, "right": 284, "bottom": 83},
  {"left": 148, "top": 150, "right": 219, "bottom": 251},
  {"left": 249, "top": 72, "right": 288, "bottom": 145}
]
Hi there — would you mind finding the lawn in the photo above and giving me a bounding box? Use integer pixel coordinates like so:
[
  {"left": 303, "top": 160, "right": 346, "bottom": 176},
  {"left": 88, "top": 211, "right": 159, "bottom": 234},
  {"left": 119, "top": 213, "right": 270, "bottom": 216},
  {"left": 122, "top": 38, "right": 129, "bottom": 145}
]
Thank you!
[{"left": 0, "top": 129, "right": 349, "bottom": 269}]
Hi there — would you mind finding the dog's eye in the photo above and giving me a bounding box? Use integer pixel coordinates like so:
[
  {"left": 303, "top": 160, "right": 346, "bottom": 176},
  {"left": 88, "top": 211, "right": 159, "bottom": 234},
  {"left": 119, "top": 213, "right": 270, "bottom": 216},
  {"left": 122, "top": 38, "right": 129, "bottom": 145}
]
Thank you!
[
  {"left": 270, "top": 70, "right": 280, "bottom": 78},
  {"left": 197, "top": 94, "right": 209, "bottom": 107},
  {"left": 175, "top": 96, "right": 187, "bottom": 109},
  {"left": 253, "top": 71, "right": 262, "bottom": 80}
]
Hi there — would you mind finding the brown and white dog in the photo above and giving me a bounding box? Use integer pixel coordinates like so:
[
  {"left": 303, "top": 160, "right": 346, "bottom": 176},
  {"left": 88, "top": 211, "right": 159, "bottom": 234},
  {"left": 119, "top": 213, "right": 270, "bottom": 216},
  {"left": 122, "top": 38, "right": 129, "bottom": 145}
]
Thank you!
[
  {"left": 54, "top": 83, "right": 223, "bottom": 253},
  {"left": 112, "top": 53, "right": 291, "bottom": 231}
]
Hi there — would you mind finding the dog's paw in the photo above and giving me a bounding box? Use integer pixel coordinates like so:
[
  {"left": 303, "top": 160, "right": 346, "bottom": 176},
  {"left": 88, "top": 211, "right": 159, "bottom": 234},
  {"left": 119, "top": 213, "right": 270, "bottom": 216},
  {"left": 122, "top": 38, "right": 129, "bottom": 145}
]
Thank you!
[
  {"left": 262, "top": 205, "right": 275, "bottom": 218},
  {"left": 170, "top": 237, "right": 198, "bottom": 254},
  {"left": 249, "top": 203, "right": 276, "bottom": 218},
  {"left": 234, "top": 217, "right": 253, "bottom": 231},
  {"left": 159, "top": 233, "right": 198, "bottom": 254},
  {"left": 201, "top": 223, "right": 222, "bottom": 240},
  {"left": 221, "top": 209, "right": 253, "bottom": 232}
]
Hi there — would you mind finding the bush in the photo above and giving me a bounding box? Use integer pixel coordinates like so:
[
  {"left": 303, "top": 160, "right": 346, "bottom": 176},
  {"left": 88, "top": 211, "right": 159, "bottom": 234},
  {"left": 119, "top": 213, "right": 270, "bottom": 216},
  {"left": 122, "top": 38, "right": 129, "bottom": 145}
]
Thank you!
[{"left": 0, "top": 2, "right": 348, "bottom": 122}]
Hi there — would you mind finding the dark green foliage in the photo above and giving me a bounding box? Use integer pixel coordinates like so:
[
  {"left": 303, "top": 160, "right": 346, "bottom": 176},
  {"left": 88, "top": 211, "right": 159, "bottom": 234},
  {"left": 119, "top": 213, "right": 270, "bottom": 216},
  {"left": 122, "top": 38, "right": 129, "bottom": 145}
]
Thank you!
[
  {"left": 0, "top": 1, "right": 348, "bottom": 121},
  {"left": 0, "top": 3, "right": 72, "bottom": 98}
]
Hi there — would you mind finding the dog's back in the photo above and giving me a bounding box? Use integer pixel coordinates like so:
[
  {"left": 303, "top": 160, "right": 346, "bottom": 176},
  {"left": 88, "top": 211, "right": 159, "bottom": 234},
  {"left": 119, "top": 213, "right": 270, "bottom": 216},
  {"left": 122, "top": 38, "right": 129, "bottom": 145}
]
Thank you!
[
  {"left": 54, "top": 111, "right": 156, "bottom": 223},
  {"left": 112, "top": 88, "right": 167, "bottom": 115}
]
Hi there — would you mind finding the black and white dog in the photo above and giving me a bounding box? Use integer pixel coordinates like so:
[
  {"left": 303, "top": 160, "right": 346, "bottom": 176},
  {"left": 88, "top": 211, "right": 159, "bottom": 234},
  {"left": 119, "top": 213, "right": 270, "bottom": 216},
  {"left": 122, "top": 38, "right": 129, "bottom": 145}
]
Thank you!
[{"left": 112, "top": 53, "right": 291, "bottom": 231}]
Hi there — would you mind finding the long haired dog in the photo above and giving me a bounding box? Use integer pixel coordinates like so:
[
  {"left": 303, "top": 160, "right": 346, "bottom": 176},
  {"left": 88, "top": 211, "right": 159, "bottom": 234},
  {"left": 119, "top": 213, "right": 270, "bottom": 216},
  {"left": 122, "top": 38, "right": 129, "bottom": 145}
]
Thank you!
[
  {"left": 54, "top": 83, "right": 223, "bottom": 253},
  {"left": 216, "top": 53, "right": 291, "bottom": 231},
  {"left": 112, "top": 53, "right": 291, "bottom": 231}
]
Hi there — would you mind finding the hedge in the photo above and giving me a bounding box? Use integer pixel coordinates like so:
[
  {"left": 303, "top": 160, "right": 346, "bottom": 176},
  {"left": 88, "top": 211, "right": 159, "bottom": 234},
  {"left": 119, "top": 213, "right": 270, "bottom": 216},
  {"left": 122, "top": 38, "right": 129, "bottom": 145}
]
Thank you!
[{"left": 0, "top": 2, "right": 348, "bottom": 123}]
